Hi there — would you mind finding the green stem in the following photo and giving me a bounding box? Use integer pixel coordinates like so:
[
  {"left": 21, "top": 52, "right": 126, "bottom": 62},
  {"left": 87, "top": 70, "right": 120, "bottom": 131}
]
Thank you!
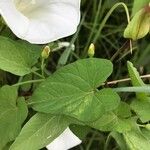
[
  {"left": 65, "top": 12, "right": 86, "bottom": 53},
  {"left": 83, "top": 0, "right": 102, "bottom": 56},
  {"left": 138, "top": 124, "right": 146, "bottom": 128},
  {"left": 17, "top": 76, "right": 24, "bottom": 83},
  {"left": 93, "top": 2, "right": 130, "bottom": 43},
  {"left": 86, "top": 131, "right": 97, "bottom": 150},
  {"left": 104, "top": 133, "right": 112, "bottom": 150},
  {"left": 113, "top": 86, "right": 150, "bottom": 93},
  {"left": 12, "top": 79, "right": 45, "bottom": 87},
  {"left": 32, "top": 71, "right": 45, "bottom": 79},
  {"left": 41, "top": 58, "right": 45, "bottom": 77}
]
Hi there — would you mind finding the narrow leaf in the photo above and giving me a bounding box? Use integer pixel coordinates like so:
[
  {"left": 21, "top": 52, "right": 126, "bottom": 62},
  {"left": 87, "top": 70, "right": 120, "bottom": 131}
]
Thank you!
[{"left": 127, "top": 61, "right": 148, "bottom": 100}]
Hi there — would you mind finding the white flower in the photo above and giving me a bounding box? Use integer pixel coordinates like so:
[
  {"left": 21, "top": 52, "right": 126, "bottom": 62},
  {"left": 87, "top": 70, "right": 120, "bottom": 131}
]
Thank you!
[
  {"left": 0, "top": 0, "right": 80, "bottom": 44},
  {"left": 46, "top": 127, "right": 82, "bottom": 150}
]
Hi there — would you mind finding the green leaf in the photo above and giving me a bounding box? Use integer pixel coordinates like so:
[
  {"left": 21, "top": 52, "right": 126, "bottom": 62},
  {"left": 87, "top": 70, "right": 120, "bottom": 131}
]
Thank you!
[
  {"left": 127, "top": 61, "right": 145, "bottom": 86},
  {"left": 127, "top": 61, "right": 150, "bottom": 122},
  {"left": 10, "top": 114, "right": 73, "bottom": 150},
  {"left": 114, "top": 102, "right": 132, "bottom": 118},
  {"left": 127, "top": 61, "right": 148, "bottom": 100},
  {"left": 20, "top": 74, "right": 33, "bottom": 92},
  {"left": 89, "top": 102, "right": 132, "bottom": 133},
  {"left": 57, "top": 46, "right": 74, "bottom": 67},
  {"left": 29, "top": 58, "right": 120, "bottom": 122},
  {"left": 70, "top": 124, "right": 90, "bottom": 140},
  {"left": 142, "top": 128, "right": 150, "bottom": 139},
  {"left": 123, "top": 128, "right": 150, "bottom": 150},
  {"left": 111, "top": 132, "right": 128, "bottom": 150},
  {"left": 2, "top": 142, "right": 13, "bottom": 150},
  {"left": 132, "top": 0, "right": 150, "bottom": 16},
  {"left": 0, "top": 85, "right": 28, "bottom": 149},
  {"left": 131, "top": 99, "right": 150, "bottom": 123},
  {"left": 0, "top": 36, "right": 41, "bottom": 76}
]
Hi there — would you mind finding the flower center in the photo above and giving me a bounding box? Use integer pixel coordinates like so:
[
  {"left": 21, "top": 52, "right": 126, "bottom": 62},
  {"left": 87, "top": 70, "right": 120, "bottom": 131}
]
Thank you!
[{"left": 13, "top": 0, "right": 38, "bottom": 18}]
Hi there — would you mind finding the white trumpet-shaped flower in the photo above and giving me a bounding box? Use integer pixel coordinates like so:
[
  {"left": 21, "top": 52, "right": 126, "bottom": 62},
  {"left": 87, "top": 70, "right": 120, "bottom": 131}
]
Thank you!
[
  {"left": 46, "top": 127, "right": 82, "bottom": 150},
  {"left": 0, "top": 0, "right": 80, "bottom": 44}
]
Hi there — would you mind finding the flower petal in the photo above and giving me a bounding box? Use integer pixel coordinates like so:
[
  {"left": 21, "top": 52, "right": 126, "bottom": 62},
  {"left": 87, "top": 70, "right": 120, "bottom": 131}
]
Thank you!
[
  {"left": 0, "top": 0, "right": 81, "bottom": 44},
  {"left": 46, "top": 127, "right": 81, "bottom": 150},
  {"left": 0, "top": 1, "right": 29, "bottom": 38}
]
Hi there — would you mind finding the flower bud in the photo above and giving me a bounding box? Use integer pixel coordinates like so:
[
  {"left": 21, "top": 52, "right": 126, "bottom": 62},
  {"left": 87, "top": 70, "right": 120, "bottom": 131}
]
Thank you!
[
  {"left": 145, "top": 124, "right": 150, "bottom": 130},
  {"left": 124, "top": 5, "right": 150, "bottom": 40},
  {"left": 88, "top": 43, "right": 95, "bottom": 58},
  {"left": 41, "top": 46, "right": 51, "bottom": 59}
]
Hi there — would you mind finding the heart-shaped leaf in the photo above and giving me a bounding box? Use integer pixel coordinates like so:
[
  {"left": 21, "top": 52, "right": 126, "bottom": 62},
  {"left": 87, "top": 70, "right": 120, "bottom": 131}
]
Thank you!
[{"left": 30, "top": 58, "right": 120, "bottom": 122}]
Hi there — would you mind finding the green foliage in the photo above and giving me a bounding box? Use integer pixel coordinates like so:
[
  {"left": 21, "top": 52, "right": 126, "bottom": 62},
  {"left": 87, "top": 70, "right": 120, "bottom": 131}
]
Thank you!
[
  {"left": 131, "top": 99, "right": 150, "bottom": 122},
  {"left": 111, "top": 132, "right": 128, "bottom": 150},
  {"left": 123, "top": 128, "right": 150, "bottom": 150},
  {"left": 70, "top": 124, "right": 90, "bottom": 140},
  {"left": 0, "top": 85, "right": 28, "bottom": 149},
  {"left": 0, "top": 0, "right": 150, "bottom": 149},
  {"left": 127, "top": 61, "right": 147, "bottom": 99},
  {"left": 0, "top": 36, "right": 41, "bottom": 76},
  {"left": 20, "top": 74, "right": 33, "bottom": 92},
  {"left": 10, "top": 114, "right": 71, "bottom": 150},
  {"left": 2, "top": 142, "right": 13, "bottom": 150},
  {"left": 89, "top": 102, "right": 133, "bottom": 133},
  {"left": 29, "top": 58, "right": 120, "bottom": 122},
  {"left": 127, "top": 62, "right": 150, "bottom": 122}
]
